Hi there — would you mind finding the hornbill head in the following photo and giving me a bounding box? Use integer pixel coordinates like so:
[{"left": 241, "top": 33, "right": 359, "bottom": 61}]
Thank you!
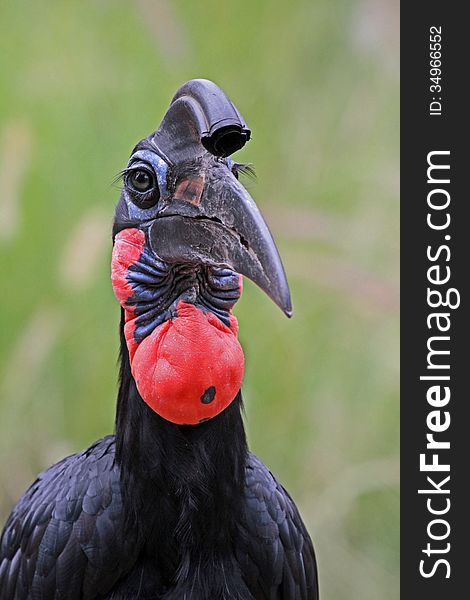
[{"left": 112, "top": 79, "right": 291, "bottom": 425}]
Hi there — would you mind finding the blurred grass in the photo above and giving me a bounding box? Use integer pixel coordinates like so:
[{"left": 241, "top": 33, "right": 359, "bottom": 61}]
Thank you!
[{"left": 0, "top": 1, "right": 399, "bottom": 598}]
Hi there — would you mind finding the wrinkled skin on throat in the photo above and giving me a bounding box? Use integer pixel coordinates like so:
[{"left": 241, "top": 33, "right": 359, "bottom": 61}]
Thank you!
[{"left": 112, "top": 227, "right": 244, "bottom": 425}]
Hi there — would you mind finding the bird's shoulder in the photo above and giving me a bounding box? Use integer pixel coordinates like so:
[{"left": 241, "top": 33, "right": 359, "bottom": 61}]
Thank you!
[
  {"left": 0, "top": 435, "right": 139, "bottom": 600},
  {"left": 236, "top": 452, "right": 319, "bottom": 600}
]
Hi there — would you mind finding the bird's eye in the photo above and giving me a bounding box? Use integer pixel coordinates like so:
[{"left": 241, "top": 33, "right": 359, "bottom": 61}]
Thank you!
[
  {"left": 128, "top": 169, "right": 155, "bottom": 193},
  {"left": 125, "top": 166, "right": 160, "bottom": 208}
]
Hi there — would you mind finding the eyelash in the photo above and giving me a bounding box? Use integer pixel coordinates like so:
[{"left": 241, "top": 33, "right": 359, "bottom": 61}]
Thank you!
[
  {"left": 231, "top": 162, "right": 256, "bottom": 180},
  {"left": 113, "top": 165, "right": 155, "bottom": 186}
]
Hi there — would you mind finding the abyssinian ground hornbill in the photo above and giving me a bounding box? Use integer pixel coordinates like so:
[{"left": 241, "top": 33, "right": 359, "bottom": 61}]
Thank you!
[{"left": 0, "top": 79, "right": 318, "bottom": 599}]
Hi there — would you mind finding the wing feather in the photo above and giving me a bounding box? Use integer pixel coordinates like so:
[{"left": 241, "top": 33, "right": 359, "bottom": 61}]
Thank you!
[
  {"left": 237, "top": 453, "right": 319, "bottom": 600},
  {"left": 0, "top": 435, "right": 139, "bottom": 599}
]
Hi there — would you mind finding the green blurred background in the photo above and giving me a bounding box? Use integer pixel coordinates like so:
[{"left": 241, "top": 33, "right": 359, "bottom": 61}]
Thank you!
[{"left": 0, "top": 1, "right": 399, "bottom": 598}]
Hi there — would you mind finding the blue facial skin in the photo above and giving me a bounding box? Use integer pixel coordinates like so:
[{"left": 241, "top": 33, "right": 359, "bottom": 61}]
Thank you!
[
  {"left": 117, "top": 149, "right": 241, "bottom": 344},
  {"left": 121, "top": 149, "right": 170, "bottom": 222},
  {"left": 225, "top": 157, "right": 235, "bottom": 173}
]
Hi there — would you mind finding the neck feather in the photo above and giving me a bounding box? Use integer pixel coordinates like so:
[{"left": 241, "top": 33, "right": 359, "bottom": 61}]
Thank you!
[{"left": 115, "top": 310, "right": 248, "bottom": 570}]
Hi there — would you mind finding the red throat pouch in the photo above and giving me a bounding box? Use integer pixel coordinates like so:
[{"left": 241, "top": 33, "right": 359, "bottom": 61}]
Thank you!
[{"left": 111, "top": 229, "right": 245, "bottom": 425}]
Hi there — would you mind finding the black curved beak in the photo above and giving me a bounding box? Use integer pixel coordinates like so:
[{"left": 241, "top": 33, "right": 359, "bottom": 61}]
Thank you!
[{"left": 148, "top": 165, "right": 292, "bottom": 317}]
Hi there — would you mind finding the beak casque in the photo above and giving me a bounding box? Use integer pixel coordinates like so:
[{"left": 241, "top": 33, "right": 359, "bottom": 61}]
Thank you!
[{"left": 148, "top": 79, "right": 292, "bottom": 317}]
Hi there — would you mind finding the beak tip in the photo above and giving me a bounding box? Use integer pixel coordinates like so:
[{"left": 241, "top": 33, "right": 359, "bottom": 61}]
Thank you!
[{"left": 278, "top": 292, "right": 292, "bottom": 318}]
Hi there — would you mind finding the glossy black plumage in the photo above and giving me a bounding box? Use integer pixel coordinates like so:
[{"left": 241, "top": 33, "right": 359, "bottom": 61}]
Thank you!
[
  {"left": 0, "top": 437, "right": 317, "bottom": 599},
  {"left": 0, "top": 438, "right": 139, "bottom": 600}
]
